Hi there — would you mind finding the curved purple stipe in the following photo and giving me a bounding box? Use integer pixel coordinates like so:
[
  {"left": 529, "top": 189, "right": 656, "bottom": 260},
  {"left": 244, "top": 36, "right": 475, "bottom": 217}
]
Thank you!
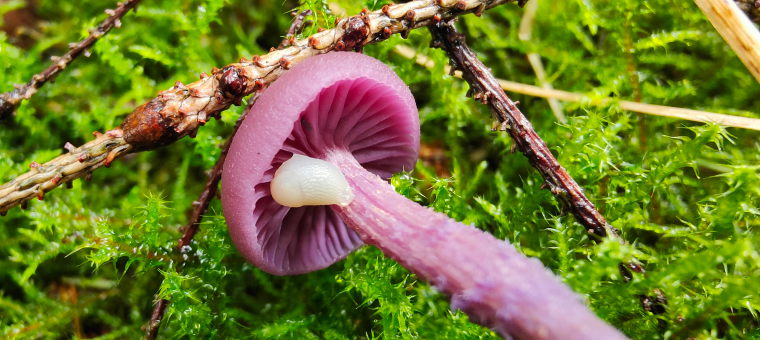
[
  {"left": 222, "top": 52, "right": 626, "bottom": 339},
  {"left": 327, "top": 150, "right": 626, "bottom": 340},
  {"left": 222, "top": 52, "right": 419, "bottom": 275}
]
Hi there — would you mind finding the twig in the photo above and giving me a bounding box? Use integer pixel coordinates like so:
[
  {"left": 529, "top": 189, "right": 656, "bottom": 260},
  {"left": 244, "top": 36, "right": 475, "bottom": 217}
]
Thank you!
[
  {"left": 143, "top": 103, "right": 253, "bottom": 339},
  {"left": 145, "top": 10, "right": 317, "bottom": 336},
  {"left": 0, "top": 130, "right": 132, "bottom": 216},
  {"left": 428, "top": 21, "right": 618, "bottom": 239},
  {"left": 144, "top": 299, "right": 168, "bottom": 340},
  {"left": 735, "top": 0, "right": 760, "bottom": 24},
  {"left": 427, "top": 20, "right": 672, "bottom": 315},
  {"left": 145, "top": 11, "right": 319, "bottom": 333},
  {"left": 694, "top": 0, "right": 760, "bottom": 82},
  {"left": 0, "top": 0, "right": 518, "bottom": 215},
  {"left": 145, "top": 12, "right": 343, "bottom": 334},
  {"left": 428, "top": 18, "right": 668, "bottom": 316},
  {"left": 394, "top": 45, "right": 760, "bottom": 131},
  {"left": 278, "top": 9, "right": 313, "bottom": 48},
  {"left": 144, "top": 6, "right": 323, "bottom": 328},
  {"left": 0, "top": 0, "right": 141, "bottom": 120}
]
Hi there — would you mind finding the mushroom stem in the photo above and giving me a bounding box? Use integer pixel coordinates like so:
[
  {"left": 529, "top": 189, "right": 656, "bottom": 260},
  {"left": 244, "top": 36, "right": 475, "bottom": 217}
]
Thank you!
[{"left": 326, "top": 150, "right": 626, "bottom": 340}]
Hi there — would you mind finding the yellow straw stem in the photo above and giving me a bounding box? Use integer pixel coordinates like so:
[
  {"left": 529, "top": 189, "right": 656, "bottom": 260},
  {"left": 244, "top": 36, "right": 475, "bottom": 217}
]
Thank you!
[
  {"left": 394, "top": 45, "right": 760, "bottom": 131},
  {"left": 694, "top": 0, "right": 760, "bottom": 83}
]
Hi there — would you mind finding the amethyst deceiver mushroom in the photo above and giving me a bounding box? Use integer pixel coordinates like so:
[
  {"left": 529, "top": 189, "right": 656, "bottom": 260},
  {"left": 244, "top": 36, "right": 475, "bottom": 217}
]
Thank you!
[{"left": 221, "top": 52, "right": 626, "bottom": 340}]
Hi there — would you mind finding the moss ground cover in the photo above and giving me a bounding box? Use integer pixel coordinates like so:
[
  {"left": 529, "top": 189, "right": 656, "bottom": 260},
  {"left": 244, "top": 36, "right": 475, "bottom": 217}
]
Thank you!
[{"left": 1, "top": 0, "right": 758, "bottom": 338}]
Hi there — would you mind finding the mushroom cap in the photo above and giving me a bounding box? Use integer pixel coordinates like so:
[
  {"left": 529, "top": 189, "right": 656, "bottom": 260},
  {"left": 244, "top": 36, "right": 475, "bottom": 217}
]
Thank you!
[{"left": 221, "top": 52, "right": 420, "bottom": 275}]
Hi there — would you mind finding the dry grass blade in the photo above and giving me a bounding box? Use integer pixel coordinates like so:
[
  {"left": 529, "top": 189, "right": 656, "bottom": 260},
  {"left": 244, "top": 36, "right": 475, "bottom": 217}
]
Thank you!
[
  {"left": 695, "top": 0, "right": 760, "bottom": 83},
  {"left": 394, "top": 45, "right": 760, "bottom": 131}
]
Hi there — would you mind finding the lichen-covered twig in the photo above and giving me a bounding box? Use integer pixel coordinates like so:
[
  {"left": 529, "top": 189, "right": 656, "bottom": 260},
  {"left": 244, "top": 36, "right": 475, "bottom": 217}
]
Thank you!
[
  {"left": 428, "top": 21, "right": 619, "bottom": 240},
  {"left": 0, "top": 0, "right": 516, "bottom": 215},
  {"left": 0, "top": 0, "right": 141, "bottom": 120},
  {"left": 0, "top": 130, "right": 132, "bottom": 216}
]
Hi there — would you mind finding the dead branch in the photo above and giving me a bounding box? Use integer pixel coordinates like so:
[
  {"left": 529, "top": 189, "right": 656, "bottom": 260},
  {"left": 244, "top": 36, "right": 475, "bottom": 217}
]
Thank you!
[
  {"left": 143, "top": 102, "right": 253, "bottom": 339},
  {"left": 428, "top": 21, "right": 619, "bottom": 240},
  {"left": 426, "top": 20, "right": 670, "bottom": 314},
  {"left": 144, "top": 11, "right": 317, "bottom": 335},
  {"left": 0, "top": 0, "right": 141, "bottom": 119},
  {"left": 144, "top": 299, "right": 168, "bottom": 339},
  {"left": 278, "top": 9, "right": 313, "bottom": 48},
  {"left": 0, "top": 0, "right": 518, "bottom": 215},
  {"left": 144, "top": 1, "right": 520, "bottom": 337}
]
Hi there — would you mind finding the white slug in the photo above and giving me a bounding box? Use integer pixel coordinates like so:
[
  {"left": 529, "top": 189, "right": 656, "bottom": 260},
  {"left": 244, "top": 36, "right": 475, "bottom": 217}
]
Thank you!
[{"left": 270, "top": 154, "right": 354, "bottom": 208}]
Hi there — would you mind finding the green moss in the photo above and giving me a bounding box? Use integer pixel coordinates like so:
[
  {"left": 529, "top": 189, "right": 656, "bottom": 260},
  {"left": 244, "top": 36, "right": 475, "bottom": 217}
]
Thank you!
[{"left": 1, "top": 0, "right": 758, "bottom": 338}]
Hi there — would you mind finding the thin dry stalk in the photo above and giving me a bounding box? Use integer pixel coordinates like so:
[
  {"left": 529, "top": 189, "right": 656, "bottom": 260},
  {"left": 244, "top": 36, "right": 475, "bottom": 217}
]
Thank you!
[
  {"left": 0, "top": 0, "right": 142, "bottom": 119},
  {"left": 0, "top": 0, "right": 517, "bottom": 215},
  {"left": 517, "top": 0, "right": 566, "bottom": 123},
  {"left": 394, "top": 45, "right": 760, "bottom": 131},
  {"left": 695, "top": 0, "right": 760, "bottom": 82}
]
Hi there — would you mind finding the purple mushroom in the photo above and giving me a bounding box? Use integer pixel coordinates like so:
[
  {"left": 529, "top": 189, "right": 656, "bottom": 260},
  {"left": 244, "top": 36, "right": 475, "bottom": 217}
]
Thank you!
[{"left": 221, "top": 52, "right": 626, "bottom": 340}]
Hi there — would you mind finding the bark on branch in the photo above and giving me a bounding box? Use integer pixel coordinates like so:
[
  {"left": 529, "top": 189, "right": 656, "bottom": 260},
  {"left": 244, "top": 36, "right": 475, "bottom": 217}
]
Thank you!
[
  {"left": 0, "top": 0, "right": 517, "bottom": 215},
  {"left": 279, "top": 9, "right": 313, "bottom": 48},
  {"left": 428, "top": 21, "right": 620, "bottom": 240},
  {"left": 695, "top": 0, "right": 760, "bottom": 83},
  {"left": 0, "top": 0, "right": 142, "bottom": 119},
  {"left": 428, "top": 18, "right": 668, "bottom": 317}
]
